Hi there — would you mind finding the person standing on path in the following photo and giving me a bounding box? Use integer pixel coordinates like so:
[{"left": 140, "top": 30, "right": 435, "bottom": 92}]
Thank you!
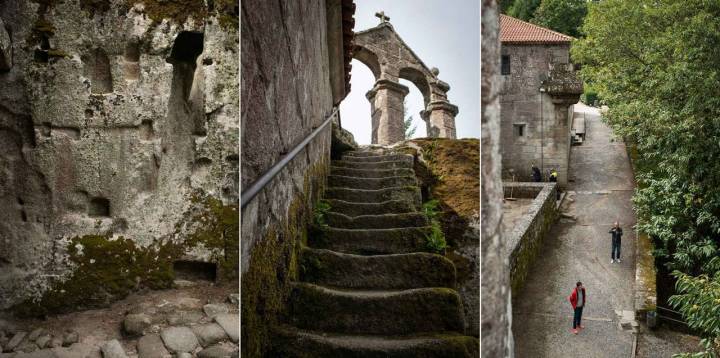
[
  {"left": 549, "top": 168, "right": 560, "bottom": 200},
  {"left": 532, "top": 163, "right": 542, "bottom": 182},
  {"left": 609, "top": 221, "right": 623, "bottom": 263},
  {"left": 568, "top": 282, "right": 586, "bottom": 334}
]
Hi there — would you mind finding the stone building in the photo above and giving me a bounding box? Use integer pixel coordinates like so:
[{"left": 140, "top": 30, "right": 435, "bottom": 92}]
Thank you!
[
  {"left": 499, "top": 15, "right": 582, "bottom": 187},
  {"left": 0, "top": 1, "right": 238, "bottom": 312},
  {"left": 354, "top": 20, "right": 458, "bottom": 145}
]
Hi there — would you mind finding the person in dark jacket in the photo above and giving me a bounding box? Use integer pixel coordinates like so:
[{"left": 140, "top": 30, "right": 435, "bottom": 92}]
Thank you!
[
  {"left": 609, "top": 221, "right": 623, "bottom": 263},
  {"left": 549, "top": 168, "right": 560, "bottom": 200},
  {"left": 531, "top": 164, "right": 542, "bottom": 182},
  {"left": 568, "top": 281, "right": 586, "bottom": 334}
]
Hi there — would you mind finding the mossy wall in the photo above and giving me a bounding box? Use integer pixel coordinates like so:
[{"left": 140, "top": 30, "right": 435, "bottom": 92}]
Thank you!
[
  {"left": 241, "top": 161, "right": 329, "bottom": 358},
  {"left": 13, "top": 192, "right": 238, "bottom": 317}
]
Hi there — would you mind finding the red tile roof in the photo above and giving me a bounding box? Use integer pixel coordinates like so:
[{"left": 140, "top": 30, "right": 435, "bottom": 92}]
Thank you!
[{"left": 500, "top": 14, "right": 573, "bottom": 44}]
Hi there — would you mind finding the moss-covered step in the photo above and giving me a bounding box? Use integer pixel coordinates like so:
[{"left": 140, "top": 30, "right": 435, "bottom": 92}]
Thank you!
[
  {"left": 272, "top": 325, "right": 479, "bottom": 358},
  {"left": 287, "top": 283, "right": 465, "bottom": 335},
  {"left": 330, "top": 166, "right": 415, "bottom": 179},
  {"left": 332, "top": 159, "right": 412, "bottom": 170},
  {"left": 324, "top": 187, "right": 421, "bottom": 207},
  {"left": 341, "top": 153, "right": 414, "bottom": 164},
  {"left": 324, "top": 199, "right": 416, "bottom": 217},
  {"left": 328, "top": 175, "right": 417, "bottom": 190},
  {"left": 342, "top": 150, "right": 394, "bottom": 157},
  {"left": 299, "top": 247, "right": 456, "bottom": 290},
  {"left": 309, "top": 227, "right": 430, "bottom": 255},
  {"left": 325, "top": 212, "right": 428, "bottom": 230}
]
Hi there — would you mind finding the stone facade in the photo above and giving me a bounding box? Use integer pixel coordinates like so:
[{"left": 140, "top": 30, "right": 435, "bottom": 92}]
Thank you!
[
  {"left": 503, "top": 183, "right": 559, "bottom": 293},
  {"left": 500, "top": 41, "right": 582, "bottom": 187},
  {"left": 0, "top": 0, "right": 238, "bottom": 311},
  {"left": 481, "top": 0, "right": 513, "bottom": 356},
  {"left": 240, "top": 0, "right": 354, "bottom": 356},
  {"left": 354, "top": 22, "right": 457, "bottom": 145}
]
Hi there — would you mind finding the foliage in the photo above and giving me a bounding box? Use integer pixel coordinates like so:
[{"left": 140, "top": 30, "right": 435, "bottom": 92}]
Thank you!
[
  {"left": 313, "top": 200, "right": 331, "bottom": 228},
  {"left": 669, "top": 269, "right": 720, "bottom": 357},
  {"left": 422, "top": 200, "right": 447, "bottom": 253},
  {"left": 572, "top": 0, "right": 720, "bottom": 352},
  {"left": 499, "top": 0, "right": 515, "bottom": 13},
  {"left": 507, "top": 0, "right": 541, "bottom": 21},
  {"left": 531, "top": 0, "right": 588, "bottom": 38},
  {"left": 403, "top": 99, "right": 418, "bottom": 139}
]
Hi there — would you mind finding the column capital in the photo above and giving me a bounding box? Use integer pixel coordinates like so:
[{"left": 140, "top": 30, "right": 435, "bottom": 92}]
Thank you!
[
  {"left": 366, "top": 79, "right": 409, "bottom": 100},
  {"left": 427, "top": 100, "right": 459, "bottom": 116}
]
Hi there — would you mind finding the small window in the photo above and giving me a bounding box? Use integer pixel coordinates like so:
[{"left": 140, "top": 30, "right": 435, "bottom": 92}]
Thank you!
[
  {"left": 501, "top": 55, "right": 511, "bottom": 75},
  {"left": 513, "top": 123, "right": 525, "bottom": 137}
]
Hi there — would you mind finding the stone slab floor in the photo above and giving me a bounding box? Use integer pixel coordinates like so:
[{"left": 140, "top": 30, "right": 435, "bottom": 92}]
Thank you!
[
  {"left": 512, "top": 103, "right": 638, "bottom": 357},
  {"left": 502, "top": 198, "right": 534, "bottom": 236}
]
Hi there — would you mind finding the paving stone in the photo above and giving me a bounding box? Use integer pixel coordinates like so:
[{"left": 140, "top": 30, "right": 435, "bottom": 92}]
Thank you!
[
  {"left": 14, "top": 342, "right": 37, "bottom": 354},
  {"left": 123, "top": 314, "right": 151, "bottom": 336},
  {"left": 46, "top": 338, "right": 62, "bottom": 349},
  {"left": 166, "top": 311, "right": 203, "bottom": 326},
  {"left": 136, "top": 334, "right": 170, "bottom": 358},
  {"left": 159, "top": 327, "right": 198, "bottom": 353},
  {"left": 226, "top": 294, "right": 239, "bottom": 306},
  {"left": 52, "top": 342, "right": 102, "bottom": 358},
  {"left": 6, "top": 332, "right": 26, "bottom": 352},
  {"left": 13, "top": 349, "right": 54, "bottom": 358},
  {"left": 175, "top": 353, "right": 192, "bottom": 358},
  {"left": 175, "top": 298, "right": 203, "bottom": 310},
  {"left": 61, "top": 332, "right": 78, "bottom": 347},
  {"left": 34, "top": 336, "right": 50, "bottom": 350},
  {"left": 173, "top": 280, "right": 196, "bottom": 288},
  {"left": 25, "top": 330, "right": 45, "bottom": 343},
  {"left": 191, "top": 324, "right": 227, "bottom": 348},
  {"left": 212, "top": 315, "right": 238, "bottom": 343},
  {"left": 197, "top": 344, "right": 234, "bottom": 358},
  {"left": 202, "top": 304, "right": 229, "bottom": 318},
  {"left": 100, "top": 340, "right": 127, "bottom": 358}
]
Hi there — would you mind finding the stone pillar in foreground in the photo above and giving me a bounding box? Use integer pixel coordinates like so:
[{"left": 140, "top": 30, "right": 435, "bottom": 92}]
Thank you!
[
  {"left": 481, "top": 0, "right": 513, "bottom": 356},
  {"left": 366, "top": 79, "right": 409, "bottom": 145}
]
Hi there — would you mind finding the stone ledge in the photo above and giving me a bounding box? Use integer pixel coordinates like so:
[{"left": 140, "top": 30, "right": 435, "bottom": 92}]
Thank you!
[{"left": 503, "top": 182, "right": 559, "bottom": 293}]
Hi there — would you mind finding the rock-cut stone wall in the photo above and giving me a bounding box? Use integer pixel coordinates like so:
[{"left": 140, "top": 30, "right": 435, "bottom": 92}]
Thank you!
[{"left": 0, "top": 0, "right": 239, "bottom": 312}]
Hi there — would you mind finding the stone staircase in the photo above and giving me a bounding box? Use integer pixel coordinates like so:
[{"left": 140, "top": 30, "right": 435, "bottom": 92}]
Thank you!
[{"left": 274, "top": 149, "right": 479, "bottom": 357}]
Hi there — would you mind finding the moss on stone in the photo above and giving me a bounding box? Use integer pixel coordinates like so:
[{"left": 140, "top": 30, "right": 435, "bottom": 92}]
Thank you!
[
  {"left": 13, "top": 234, "right": 176, "bottom": 316},
  {"left": 241, "top": 160, "right": 328, "bottom": 357},
  {"left": 79, "top": 0, "right": 112, "bottom": 13},
  {"left": 212, "top": 0, "right": 239, "bottom": 30},
  {"left": 125, "top": 0, "right": 207, "bottom": 26}
]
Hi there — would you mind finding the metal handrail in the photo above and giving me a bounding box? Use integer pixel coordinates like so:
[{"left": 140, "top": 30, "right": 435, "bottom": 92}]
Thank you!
[{"left": 240, "top": 107, "right": 338, "bottom": 209}]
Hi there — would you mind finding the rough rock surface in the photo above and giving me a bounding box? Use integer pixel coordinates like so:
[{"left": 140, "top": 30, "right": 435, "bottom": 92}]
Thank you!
[
  {"left": 136, "top": 334, "right": 170, "bottom": 358},
  {"left": 100, "top": 340, "right": 127, "bottom": 358},
  {"left": 0, "top": 0, "right": 239, "bottom": 311},
  {"left": 159, "top": 326, "right": 198, "bottom": 353}
]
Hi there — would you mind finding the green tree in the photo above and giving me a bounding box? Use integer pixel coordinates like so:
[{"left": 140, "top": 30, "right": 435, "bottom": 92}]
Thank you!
[
  {"left": 507, "top": 0, "right": 541, "bottom": 21},
  {"left": 532, "top": 0, "right": 588, "bottom": 38},
  {"left": 573, "top": 0, "right": 720, "bottom": 354},
  {"left": 403, "top": 99, "right": 417, "bottom": 139},
  {"left": 499, "top": 0, "right": 515, "bottom": 13}
]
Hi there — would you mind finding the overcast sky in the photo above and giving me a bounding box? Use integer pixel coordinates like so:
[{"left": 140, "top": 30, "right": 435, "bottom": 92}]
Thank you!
[{"left": 339, "top": 0, "right": 480, "bottom": 144}]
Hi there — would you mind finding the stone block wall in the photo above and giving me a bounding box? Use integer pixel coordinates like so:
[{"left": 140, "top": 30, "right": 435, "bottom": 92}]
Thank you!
[
  {"left": 500, "top": 43, "right": 573, "bottom": 186},
  {"left": 504, "top": 182, "right": 559, "bottom": 293},
  {"left": 240, "top": 0, "right": 350, "bottom": 356},
  {"left": 0, "top": 0, "right": 238, "bottom": 312}
]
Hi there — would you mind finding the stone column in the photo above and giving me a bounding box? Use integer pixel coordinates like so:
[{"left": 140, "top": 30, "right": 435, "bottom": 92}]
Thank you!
[
  {"left": 365, "top": 79, "right": 409, "bottom": 145},
  {"left": 425, "top": 100, "right": 458, "bottom": 139}
]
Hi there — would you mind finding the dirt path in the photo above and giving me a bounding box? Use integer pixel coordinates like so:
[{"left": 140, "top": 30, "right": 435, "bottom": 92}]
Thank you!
[{"left": 512, "top": 103, "right": 638, "bottom": 357}]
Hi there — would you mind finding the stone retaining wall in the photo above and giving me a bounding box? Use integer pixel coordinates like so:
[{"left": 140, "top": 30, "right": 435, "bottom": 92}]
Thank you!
[{"left": 503, "top": 182, "right": 559, "bottom": 293}]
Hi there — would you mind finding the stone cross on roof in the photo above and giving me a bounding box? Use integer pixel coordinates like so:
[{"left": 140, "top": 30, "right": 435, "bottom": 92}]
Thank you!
[{"left": 375, "top": 11, "right": 390, "bottom": 23}]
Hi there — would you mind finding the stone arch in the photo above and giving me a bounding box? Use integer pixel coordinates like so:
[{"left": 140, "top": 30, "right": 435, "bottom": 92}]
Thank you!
[
  {"left": 352, "top": 45, "right": 381, "bottom": 80},
  {"left": 351, "top": 22, "right": 457, "bottom": 144},
  {"left": 399, "top": 67, "right": 431, "bottom": 107}
]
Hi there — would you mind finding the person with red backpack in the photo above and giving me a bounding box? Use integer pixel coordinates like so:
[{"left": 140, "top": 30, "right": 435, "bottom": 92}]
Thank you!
[{"left": 568, "top": 281, "right": 586, "bottom": 334}]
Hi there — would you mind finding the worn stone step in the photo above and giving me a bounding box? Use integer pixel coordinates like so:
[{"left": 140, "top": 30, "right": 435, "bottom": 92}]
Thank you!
[
  {"left": 325, "top": 187, "right": 421, "bottom": 207},
  {"left": 300, "top": 247, "right": 456, "bottom": 290},
  {"left": 341, "top": 153, "right": 413, "bottom": 163},
  {"left": 273, "top": 326, "right": 479, "bottom": 358},
  {"left": 328, "top": 175, "right": 417, "bottom": 190},
  {"left": 309, "top": 227, "right": 430, "bottom": 255},
  {"left": 325, "top": 199, "right": 416, "bottom": 217},
  {"left": 332, "top": 159, "right": 413, "bottom": 170},
  {"left": 326, "top": 212, "right": 428, "bottom": 229},
  {"left": 288, "top": 283, "right": 466, "bottom": 335},
  {"left": 342, "top": 150, "right": 394, "bottom": 158},
  {"left": 330, "top": 166, "right": 414, "bottom": 178}
]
